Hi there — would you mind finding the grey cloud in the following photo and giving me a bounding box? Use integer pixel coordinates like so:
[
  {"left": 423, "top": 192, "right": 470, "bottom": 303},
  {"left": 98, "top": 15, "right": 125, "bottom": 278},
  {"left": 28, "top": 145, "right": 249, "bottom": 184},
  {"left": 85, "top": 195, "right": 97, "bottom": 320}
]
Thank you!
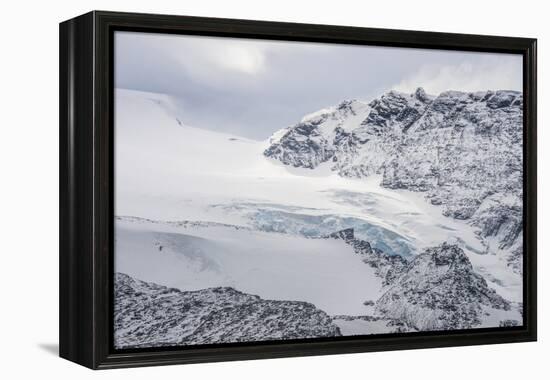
[{"left": 115, "top": 31, "right": 522, "bottom": 140}]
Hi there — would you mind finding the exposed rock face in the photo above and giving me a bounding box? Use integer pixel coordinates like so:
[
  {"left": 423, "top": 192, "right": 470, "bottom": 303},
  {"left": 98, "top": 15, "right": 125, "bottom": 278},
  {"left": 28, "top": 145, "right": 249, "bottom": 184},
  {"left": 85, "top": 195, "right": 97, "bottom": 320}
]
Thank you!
[
  {"left": 114, "top": 273, "right": 341, "bottom": 349},
  {"left": 265, "top": 89, "right": 523, "bottom": 272},
  {"left": 264, "top": 99, "right": 372, "bottom": 170},
  {"left": 375, "top": 243, "right": 511, "bottom": 331},
  {"left": 327, "top": 228, "right": 408, "bottom": 286},
  {"left": 326, "top": 230, "right": 520, "bottom": 331}
]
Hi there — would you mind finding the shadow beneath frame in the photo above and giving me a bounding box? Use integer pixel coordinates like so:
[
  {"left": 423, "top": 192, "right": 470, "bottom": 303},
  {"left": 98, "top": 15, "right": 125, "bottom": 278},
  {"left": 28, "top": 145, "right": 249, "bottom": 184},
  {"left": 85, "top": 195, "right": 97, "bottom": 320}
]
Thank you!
[{"left": 38, "top": 343, "right": 59, "bottom": 356}]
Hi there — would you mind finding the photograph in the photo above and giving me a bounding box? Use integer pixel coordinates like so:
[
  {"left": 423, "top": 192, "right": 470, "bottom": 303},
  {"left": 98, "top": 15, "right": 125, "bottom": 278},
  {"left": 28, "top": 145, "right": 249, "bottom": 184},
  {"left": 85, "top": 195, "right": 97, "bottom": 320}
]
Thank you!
[{"left": 112, "top": 31, "right": 525, "bottom": 349}]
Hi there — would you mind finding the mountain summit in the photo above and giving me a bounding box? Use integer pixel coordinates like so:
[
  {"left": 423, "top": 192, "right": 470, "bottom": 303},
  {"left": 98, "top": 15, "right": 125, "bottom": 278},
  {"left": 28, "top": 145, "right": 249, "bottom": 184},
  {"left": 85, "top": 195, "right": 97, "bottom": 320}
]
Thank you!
[{"left": 265, "top": 89, "right": 523, "bottom": 273}]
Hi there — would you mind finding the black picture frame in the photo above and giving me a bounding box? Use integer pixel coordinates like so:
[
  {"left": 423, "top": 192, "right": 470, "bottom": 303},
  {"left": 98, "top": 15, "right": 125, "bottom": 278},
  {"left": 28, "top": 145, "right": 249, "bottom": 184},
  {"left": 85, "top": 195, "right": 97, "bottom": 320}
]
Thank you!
[{"left": 59, "top": 10, "right": 537, "bottom": 369}]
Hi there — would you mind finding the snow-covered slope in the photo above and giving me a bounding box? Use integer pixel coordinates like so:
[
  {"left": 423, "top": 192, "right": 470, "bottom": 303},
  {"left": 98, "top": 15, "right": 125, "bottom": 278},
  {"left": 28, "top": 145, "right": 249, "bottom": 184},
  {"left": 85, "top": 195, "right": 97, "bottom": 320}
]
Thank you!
[
  {"left": 115, "top": 216, "right": 384, "bottom": 315},
  {"left": 116, "top": 89, "right": 508, "bottom": 260}
]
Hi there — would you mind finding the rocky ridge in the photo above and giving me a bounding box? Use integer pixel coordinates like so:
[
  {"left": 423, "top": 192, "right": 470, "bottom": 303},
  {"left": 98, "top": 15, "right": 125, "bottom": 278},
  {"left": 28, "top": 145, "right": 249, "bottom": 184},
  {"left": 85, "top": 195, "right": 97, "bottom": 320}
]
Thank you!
[
  {"left": 327, "top": 229, "right": 519, "bottom": 331},
  {"left": 265, "top": 88, "right": 523, "bottom": 273},
  {"left": 375, "top": 242, "right": 512, "bottom": 331},
  {"left": 114, "top": 272, "right": 341, "bottom": 348},
  {"left": 327, "top": 228, "right": 407, "bottom": 285}
]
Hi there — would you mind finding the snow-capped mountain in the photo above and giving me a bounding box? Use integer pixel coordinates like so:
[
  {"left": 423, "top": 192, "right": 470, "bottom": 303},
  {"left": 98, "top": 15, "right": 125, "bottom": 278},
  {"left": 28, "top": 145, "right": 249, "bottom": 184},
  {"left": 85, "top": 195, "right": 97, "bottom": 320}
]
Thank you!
[
  {"left": 116, "top": 88, "right": 499, "bottom": 263},
  {"left": 113, "top": 88, "right": 524, "bottom": 347},
  {"left": 114, "top": 273, "right": 341, "bottom": 348},
  {"left": 375, "top": 242, "right": 519, "bottom": 331},
  {"left": 327, "top": 230, "right": 521, "bottom": 331},
  {"left": 265, "top": 88, "right": 523, "bottom": 273}
]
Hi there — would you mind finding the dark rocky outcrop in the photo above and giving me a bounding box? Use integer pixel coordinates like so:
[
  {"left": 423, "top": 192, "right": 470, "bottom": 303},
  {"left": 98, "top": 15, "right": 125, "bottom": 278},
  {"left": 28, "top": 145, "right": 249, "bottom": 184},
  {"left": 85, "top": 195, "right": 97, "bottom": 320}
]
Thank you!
[
  {"left": 114, "top": 273, "right": 341, "bottom": 349},
  {"left": 326, "top": 228, "right": 408, "bottom": 286},
  {"left": 375, "top": 243, "right": 512, "bottom": 331}
]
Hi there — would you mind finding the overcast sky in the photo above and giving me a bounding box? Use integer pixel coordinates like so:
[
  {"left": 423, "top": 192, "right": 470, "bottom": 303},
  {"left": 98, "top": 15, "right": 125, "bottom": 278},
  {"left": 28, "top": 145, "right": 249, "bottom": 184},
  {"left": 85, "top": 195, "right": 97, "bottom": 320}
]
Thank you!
[{"left": 115, "top": 31, "right": 522, "bottom": 140}]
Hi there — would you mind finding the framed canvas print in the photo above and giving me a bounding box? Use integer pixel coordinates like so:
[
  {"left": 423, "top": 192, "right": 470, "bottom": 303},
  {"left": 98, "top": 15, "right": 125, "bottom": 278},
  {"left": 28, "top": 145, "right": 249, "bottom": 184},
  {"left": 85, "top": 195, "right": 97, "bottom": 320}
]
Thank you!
[{"left": 59, "top": 11, "right": 537, "bottom": 369}]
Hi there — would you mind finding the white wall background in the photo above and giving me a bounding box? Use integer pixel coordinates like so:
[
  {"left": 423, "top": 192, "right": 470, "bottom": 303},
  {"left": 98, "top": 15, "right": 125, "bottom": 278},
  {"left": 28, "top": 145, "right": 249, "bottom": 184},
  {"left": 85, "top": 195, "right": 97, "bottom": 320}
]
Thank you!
[{"left": 0, "top": 0, "right": 546, "bottom": 378}]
